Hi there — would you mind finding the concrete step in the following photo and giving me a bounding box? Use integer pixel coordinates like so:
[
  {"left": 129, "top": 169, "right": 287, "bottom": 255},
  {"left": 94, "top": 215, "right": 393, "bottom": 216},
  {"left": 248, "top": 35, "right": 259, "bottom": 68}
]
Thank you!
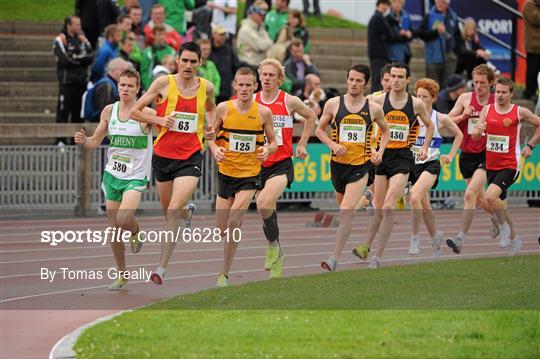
[
  {"left": 0, "top": 68, "right": 57, "bottom": 82},
  {"left": 0, "top": 21, "right": 62, "bottom": 35},
  {"left": 312, "top": 54, "right": 425, "bottom": 73},
  {"left": 0, "top": 112, "right": 56, "bottom": 124},
  {"left": 0, "top": 82, "right": 58, "bottom": 97},
  {"left": 0, "top": 96, "right": 57, "bottom": 113},
  {"left": 310, "top": 40, "right": 425, "bottom": 59},
  {"left": 0, "top": 51, "right": 56, "bottom": 68},
  {"left": 0, "top": 35, "right": 54, "bottom": 52},
  {"left": 310, "top": 28, "right": 367, "bottom": 42}
]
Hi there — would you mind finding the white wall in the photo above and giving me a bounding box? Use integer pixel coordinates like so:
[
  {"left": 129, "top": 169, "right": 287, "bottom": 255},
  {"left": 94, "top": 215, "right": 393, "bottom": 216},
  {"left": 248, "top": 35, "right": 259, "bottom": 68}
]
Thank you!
[{"left": 288, "top": 0, "right": 377, "bottom": 26}]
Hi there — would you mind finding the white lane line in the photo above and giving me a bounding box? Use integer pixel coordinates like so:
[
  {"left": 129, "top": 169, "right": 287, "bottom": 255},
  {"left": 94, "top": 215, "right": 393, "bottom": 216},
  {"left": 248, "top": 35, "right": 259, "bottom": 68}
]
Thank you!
[{"left": 2, "top": 249, "right": 539, "bottom": 304}]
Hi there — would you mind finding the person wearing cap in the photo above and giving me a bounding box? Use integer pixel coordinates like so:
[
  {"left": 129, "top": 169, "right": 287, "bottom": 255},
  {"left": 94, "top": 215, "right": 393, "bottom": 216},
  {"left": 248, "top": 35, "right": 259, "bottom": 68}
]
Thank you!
[
  {"left": 208, "top": 0, "right": 237, "bottom": 45},
  {"left": 210, "top": 25, "right": 240, "bottom": 103},
  {"left": 236, "top": 0, "right": 273, "bottom": 68},
  {"left": 435, "top": 73, "right": 466, "bottom": 114}
]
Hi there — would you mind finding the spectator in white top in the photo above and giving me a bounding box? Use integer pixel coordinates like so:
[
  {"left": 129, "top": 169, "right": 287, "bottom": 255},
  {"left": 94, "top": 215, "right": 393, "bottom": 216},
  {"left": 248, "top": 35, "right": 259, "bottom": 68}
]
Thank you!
[
  {"left": 236, "top": 0, "right": 273, "bottom": 68},
  {"left": 208, "top": 0, "right": 237, "bottom": 45}
]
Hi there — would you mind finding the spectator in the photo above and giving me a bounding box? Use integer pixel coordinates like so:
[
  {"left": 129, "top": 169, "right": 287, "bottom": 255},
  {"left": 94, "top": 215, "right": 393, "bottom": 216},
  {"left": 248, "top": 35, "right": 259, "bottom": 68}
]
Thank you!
[
  {"left": 367, "top": 0, "right": 392, "bottom": 92},
  {"left": 159, "top": 0, "right": 195, "bottom": 36},
  {"left": 274, "top": 9, "right": 310, "bottom": 58},
  {"left": 197, "top": 39, "right": 221, "bottom": 99},
  {"left": 117, "top": 15, "right": 143, "bottom": 69},
  {"left": 244, "top": 0, "right": 272, "bottom": 18},
  {"left": 117, "top": 14, "right": 133, "bottom": 35},
  {"left": 120, "top": 0, "right": 139, "bottom": 15},
  {"left": 76, "top": 0, "right": 119, "bottom": 49},
  {"left": 435, "top": 73, "right": 466, "bottom": 114},
  {"left": 207, "top": 0, "right": 237, "bottom": 44},
  {"left": 129, "top": 5, "right": 144, "bottom": 36},
  {"left": 455, "top": 18, "right": 490, "bottom": 80},
  {"left": 119, "top": 33, "right": 141, "bottom": 72},
  {"left": 90, "top": 24, "right": 121, "bottom": 82},
  {"left": 303, "top": 0, "right": 321, "bottom": 17},
  {"left": 84, "top": 58, "right": 132, "bottom": 121},
  {"left": 141, "top": 24, "right": 176, "bottom": 89},
  {"left": 237, "top": 0, "right": 273, "bottom": 68},
  {"left": 152, "top": 54, "right": 176, "bottom": 81},
  {"left": 265, "top": 0, "right": 290, "bottom": 42},
  {"left": 284, "top": 39, "right": 320, "bottom": 97},
  {"left": 53, "top": 15, "right": 94, "bottom": 143},
  {"left": 139, "top": 0, "right": 157, "bottom": 25},
  {"left": 417, "top": 0, "right": 460, "bottom": 88},
  {"left": 523, "top": 0, "right": 540, "bottom": 101},
  {"left": 143, "top": 4, "right": 183, "bottom": 50},
  {"left": 209, "top": 25, "right": 239, "bottom": 102},
  {"left": 190, "top": 1, "right": 213, "bottom": 41},
  {"left": 387, "top": 0, "right": 413, "bottom": 64}
]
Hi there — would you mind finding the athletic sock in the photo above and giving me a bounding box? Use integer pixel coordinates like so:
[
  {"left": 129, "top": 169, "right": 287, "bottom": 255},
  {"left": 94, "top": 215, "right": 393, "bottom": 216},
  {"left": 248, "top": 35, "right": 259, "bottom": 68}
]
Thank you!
[
  {"left": 262, "top": 210, "right": 279, "bottom": 244},
  {"left": 156, "top": 266, "right": 166, "bottom": 277},
  {"left": 457, "top": 231, "right": 465, "bottom": 241}
]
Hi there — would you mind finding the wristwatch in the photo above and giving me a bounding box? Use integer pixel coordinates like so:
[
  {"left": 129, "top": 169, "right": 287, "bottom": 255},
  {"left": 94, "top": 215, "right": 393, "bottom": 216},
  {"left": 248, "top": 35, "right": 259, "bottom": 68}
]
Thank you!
[{"left": 527, "top": 143, "right": 535, "bottom": 150}]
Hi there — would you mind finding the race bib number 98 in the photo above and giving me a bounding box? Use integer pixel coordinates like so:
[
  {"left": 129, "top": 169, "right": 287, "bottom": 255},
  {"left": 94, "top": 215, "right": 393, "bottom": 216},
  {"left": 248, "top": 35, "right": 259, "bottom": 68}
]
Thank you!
[
  {"left": 229, "top": 133, "right": 256, "bottom": 153},
  {"left": 389, "top": 123, "right": 409, "bottom": 142},
  {"left": 487, "top": 134, "right": 509, "bottom": 153},
  {"left": 170, "top": 112, "right": 198, "bottom": 133},
  {"left": 339, "top": 123, "right": 366, "bottom": 143}
]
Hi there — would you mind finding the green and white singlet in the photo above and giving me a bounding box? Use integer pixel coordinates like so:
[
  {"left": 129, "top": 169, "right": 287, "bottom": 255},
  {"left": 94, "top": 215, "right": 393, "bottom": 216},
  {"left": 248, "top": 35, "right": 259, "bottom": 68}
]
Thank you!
[{"left": 105, "top": 102, "right": 153, "bottom": 181}]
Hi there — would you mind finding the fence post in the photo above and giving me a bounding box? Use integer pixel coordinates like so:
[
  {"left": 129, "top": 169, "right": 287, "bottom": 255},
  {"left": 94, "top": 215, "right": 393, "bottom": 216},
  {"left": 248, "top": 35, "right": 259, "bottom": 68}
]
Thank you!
[{"left": 74, "top": 135, "right": 93, "bottom": 217}]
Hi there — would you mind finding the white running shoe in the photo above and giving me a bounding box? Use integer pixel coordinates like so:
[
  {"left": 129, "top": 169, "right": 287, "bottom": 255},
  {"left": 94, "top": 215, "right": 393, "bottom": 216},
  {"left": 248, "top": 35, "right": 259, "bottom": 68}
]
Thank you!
[
  {"left": 489, "top": 217, "right": 500, "bottom": 239},
  {"left": 408, "top": 236, "right": 420, "bottom": 255},
  {"left": 499, "top": 222, "right": 511, "bottom": 248},
  {"left": 150, "top": 267, "right": 166, "bottom": 285},
  {"left": 508, "top": 238, "right": 522, "bottom": 256},
  {"left": 367, "top": 256, "right": 381, "bottom": 269},
  {"left": 431, "top": 231, "right": 443, "bottom": 258}
]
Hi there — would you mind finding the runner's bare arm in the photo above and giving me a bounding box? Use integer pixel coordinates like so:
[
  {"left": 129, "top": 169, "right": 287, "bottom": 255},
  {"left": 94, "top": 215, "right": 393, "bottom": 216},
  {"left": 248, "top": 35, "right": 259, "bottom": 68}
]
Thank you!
[
  {"left": 207, "top": 102, "right": 227, "bottom": 162},
  {"left": 438, "top": 113, "right": 463, "bottom": 163},
  {"left": 449, "top": 92, "right": 473, "bottom": 124},
  {"left": 519, "top": 106, "right": 540, "bottom": 159},
  {"left": 371, "top": 102, "right": 389, "bottom": 153},
  {"left": 141, "top": 107, "right": 156, "bottom": 131},
  {"left": 205, "top": 81, "right": 217, "bottom": 128},
  {"left": 471, "top": 106, "right": 488, "bottom": 140},
  {"left": 260, "top": 105, "right": 277, "bottom": 159},
  {"left": 415, "top": 98, "right": 434, "bottom": 160},
  {"left": 74, "top": 105, "right": 111, "bottom": 149},
  {"left": 130, "top": 76, "right": 173, "bottom": 128},
  {"left": 287, "top": 94, "right": 316, "bottom": 159}
]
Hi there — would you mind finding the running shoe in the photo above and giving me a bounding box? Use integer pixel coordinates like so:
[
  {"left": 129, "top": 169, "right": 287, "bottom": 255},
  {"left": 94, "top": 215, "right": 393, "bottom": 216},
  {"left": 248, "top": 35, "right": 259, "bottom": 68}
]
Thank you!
[
  {"left": 508, "top": 238, "right": 522, "bottom": 257},
  {"left": 129, "top": 220, "right": 143, "bottom": 254},
  {"left": 264, "top": 245, "right": 280, "bottom": 271},
  {"left": 352, "top": 243, "right": 370, "bottom": 260},
  {"left": 408, "top": 236, "right": 420, "bottom": 255},
  {"left": 367, "top": 256, "right": 381, "bottom": 269},
  {"left": 489, "top": 216, "right": 500, "bottom": 239},
  {"left": 269, "top": 249, "right": 285, "bottom": 278},
  {"left": 446, "top": 237, "right": 463, "bottom": 254},
  {"left": 321, "top": 256, "right": 337, "bottom": 272},
  {"left": 499, "top": 222, "right": 510, "bottom": 248},
  {"left": 150, "top": 267, "right": 165, "bottom": 285},
  {"left": 216, "top": 273, "right": 229, "bottom": 287},
  {"left": 185, "top": 202, "right": 196, "bottom": 230},
  {"left": 431, "top": 231, "right": 443, "bottom": 258},
  {"left": 109, "top": 277, "right": 128, "bottom": 291}
]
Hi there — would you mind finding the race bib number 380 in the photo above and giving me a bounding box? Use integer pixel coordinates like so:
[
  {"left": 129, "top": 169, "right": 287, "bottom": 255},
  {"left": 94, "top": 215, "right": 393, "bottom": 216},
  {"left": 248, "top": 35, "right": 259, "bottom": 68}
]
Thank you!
[
  {"left": 389, "top": 123, "right": 409, "bottom": 142},
  {"left": 229, "top": 133, "right": 256, "bottom": 153},
  {"left": 487, "top": 134, "right": 509, "bottom": 153},
  {"left": 170, "top": 111, "right": 198, "bottom": 133},
  {"left": 106, "top": 153, "right": 134, "bottom": 176},
  {"left": 339, "top": 123, "right": 366, "bottom": 143}
]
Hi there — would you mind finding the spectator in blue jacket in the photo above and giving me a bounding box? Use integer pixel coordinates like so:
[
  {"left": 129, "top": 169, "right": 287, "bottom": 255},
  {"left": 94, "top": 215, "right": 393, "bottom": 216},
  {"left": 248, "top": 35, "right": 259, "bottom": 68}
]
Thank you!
[
  {"left": 90, "top": 24, "right": 122, "bottom": 82},
  {"left": 417, "top": 0, "right": 460, "bottom": 88},
  {"left": 387, "top": 0, "right": 413, "bottom": 64}
]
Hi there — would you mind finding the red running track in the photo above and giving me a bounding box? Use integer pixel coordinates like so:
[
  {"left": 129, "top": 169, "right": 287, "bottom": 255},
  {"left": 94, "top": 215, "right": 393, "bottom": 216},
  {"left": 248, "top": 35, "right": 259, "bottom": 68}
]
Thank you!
[{"left": 1, "top": 209, "right": 539, "bottom": 358}]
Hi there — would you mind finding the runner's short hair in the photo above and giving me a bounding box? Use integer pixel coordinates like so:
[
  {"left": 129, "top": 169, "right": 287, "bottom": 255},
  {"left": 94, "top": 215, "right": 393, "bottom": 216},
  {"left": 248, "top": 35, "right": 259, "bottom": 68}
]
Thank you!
[
  {"left": 119, "top": 69, "right": 140, "bottom": 87},
  {"left": 391, "top": 62, "right": 411, "bottom": 78},
  {"left": 495, "top": 77, "right": 514, "bottom": 92},
  {"left": 472, "top": 64, "right": 495, "bottom": 83},
  {"left": 259, "top": 58, "right": 285, "bottom": 81},
  {"left": 347, "top": 64, "right": 371, "bottom": 83},
  {"left": 234, "top": 67, "right": 258, "bottom": 82},
  {"left": 414, "top": 78, "right": 440, "bottom": 99}
]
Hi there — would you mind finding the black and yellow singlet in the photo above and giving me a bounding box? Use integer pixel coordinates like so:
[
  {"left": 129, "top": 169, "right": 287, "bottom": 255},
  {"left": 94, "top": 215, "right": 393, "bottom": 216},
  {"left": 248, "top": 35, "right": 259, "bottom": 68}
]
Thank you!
[
  {"left": 382, "top": 92, "right": 420, "bottom": 149},
  {"left": 330, "top": 96, "right": 374, "bottom": 165},
  {"left": 216, "top": 101, "right": 265, "bottom": 178}
]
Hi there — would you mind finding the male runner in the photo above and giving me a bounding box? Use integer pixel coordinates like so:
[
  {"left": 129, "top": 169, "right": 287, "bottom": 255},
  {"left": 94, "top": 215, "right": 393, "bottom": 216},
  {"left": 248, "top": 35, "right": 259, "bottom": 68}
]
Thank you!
[
  {"left": 317, "top": 64, "right": 389, "bottom": 271},
  {"left": 446, "top": 64, "right": 501, "bottom": 253},
  {"left": 352, "top": 62, "right": 434, "bottom": 268},
  {"left": 74, "top": 69, "right": 153, "bottom": 290},
  {"left": 130, "top": 42, "right": 216, "bottom": 285},
  {"left": 472, "top": 77, "right": 539, "bottom": 255},
  {"left": 408, "top": 78, "right": 463, "bottom": 256},
  {"left": 255, "top": 58, "right": 316, "bottom": 278},
  {"left": 207, "top": 67, "right": 277, "bottom": 287}
]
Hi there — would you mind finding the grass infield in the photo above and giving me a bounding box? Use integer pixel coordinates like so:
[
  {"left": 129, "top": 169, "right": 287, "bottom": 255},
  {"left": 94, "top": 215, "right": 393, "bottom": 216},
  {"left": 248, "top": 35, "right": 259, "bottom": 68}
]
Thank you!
[{"left": 74, "top": 255, "right": 539, "bottom": 357}]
